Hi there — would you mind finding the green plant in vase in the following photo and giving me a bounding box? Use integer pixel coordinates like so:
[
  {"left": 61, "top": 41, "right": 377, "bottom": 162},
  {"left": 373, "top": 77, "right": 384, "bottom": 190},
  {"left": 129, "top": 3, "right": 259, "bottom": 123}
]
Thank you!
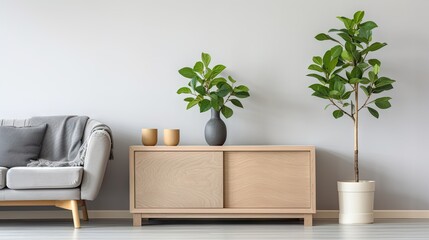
[
  {"left": 307, "top": 10, "right": 396, "bottom": 224},
  {"left": 177, "top": 52, "right": 250, "bottom": 145}
]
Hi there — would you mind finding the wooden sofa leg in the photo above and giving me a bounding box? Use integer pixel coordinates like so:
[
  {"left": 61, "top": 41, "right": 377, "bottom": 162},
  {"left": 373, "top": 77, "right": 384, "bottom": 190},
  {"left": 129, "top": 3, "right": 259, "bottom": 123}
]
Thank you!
[
  {"left": 55, "top": 200, "right": 81, "bottom": 228},
  {"left": 81, "top": 200, "right": 89, "bottom": 221},
  {"left": 71, "top": 200, "right": 81, "bottom": 228}
]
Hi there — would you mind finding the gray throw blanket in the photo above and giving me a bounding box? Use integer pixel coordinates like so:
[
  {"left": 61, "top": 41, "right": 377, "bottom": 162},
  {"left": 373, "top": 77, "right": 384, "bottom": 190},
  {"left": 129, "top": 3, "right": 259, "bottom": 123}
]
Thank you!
[{"left": 26, "top": 116, "right": 112, "bottom": 167}]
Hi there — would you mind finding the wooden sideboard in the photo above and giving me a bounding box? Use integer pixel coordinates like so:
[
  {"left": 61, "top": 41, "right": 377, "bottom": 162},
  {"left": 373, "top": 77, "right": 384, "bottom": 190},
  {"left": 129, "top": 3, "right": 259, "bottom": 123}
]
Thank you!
[{"left": 129, "top": 146, "right": 316, "bottom": 226}]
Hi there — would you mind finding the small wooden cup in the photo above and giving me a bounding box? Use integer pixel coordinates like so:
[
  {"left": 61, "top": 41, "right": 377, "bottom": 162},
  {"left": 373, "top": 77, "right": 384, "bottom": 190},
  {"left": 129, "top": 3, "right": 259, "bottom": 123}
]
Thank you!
[
  {"left": 142, "top": 128, "right": 158, "bottom": 146},
  {"left": 164, "top": 129, "right": 180, "bottom": 146}
]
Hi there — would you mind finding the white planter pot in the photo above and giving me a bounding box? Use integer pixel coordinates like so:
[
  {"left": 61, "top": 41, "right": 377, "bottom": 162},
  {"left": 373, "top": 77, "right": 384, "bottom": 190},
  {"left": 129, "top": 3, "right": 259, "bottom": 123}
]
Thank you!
[{"left": 337, "top": 180, "right": 375, "bottom": 224}]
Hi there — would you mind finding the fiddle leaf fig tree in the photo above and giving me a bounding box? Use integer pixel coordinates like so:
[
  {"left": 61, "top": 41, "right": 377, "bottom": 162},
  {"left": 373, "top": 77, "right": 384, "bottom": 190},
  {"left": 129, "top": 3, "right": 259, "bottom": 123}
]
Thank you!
[
  {"left": 307, "top": 11, "right": 395, "bottom": 182},
  {"left": 177, "top": 52, "right": 250, "bottom": 118}
]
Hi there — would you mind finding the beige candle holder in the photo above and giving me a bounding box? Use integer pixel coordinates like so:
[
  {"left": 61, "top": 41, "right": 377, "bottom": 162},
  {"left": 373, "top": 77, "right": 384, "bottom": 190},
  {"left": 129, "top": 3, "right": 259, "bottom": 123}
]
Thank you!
[
  {"left": 141, "top": 128, "right": 158, "bottom": 146},
  {"left": 163, "top": 129, "right": 180, "bottom": 146}
]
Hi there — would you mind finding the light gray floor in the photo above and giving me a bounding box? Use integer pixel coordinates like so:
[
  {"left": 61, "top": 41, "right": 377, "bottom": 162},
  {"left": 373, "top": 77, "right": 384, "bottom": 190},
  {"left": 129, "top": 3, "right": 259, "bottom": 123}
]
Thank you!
[{"left": 1, "top": 218, "right": 429, "bottom": 240}]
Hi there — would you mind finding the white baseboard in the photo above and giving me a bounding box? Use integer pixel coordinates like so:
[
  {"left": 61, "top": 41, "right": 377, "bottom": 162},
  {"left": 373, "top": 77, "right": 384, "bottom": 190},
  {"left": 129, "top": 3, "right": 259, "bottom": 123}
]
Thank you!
[
  {"left": 1, "top": 210, "right": 429, "bottom": 220},
  {"left": 315, "top": 210, "right": 429, "bottom": 219}
]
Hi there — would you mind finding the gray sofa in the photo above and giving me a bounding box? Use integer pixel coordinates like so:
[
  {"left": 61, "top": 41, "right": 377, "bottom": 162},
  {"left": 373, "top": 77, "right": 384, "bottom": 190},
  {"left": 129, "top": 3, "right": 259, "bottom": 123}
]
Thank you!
[{"left": 0, "top": 118, "right": 111, "bottom": 228}]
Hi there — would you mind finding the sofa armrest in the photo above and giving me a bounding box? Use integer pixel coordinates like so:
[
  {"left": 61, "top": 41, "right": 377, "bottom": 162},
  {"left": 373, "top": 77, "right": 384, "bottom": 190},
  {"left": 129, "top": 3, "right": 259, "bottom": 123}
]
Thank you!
[{"left": 80, "top": 130, "right": 111, "bottom": 200}]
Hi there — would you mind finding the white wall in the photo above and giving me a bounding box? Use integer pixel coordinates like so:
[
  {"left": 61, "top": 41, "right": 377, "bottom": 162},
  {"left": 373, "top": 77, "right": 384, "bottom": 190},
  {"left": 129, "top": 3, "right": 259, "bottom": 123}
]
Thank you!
[{"left": 1, "top": 0, "right": 428, "bottom": 210}]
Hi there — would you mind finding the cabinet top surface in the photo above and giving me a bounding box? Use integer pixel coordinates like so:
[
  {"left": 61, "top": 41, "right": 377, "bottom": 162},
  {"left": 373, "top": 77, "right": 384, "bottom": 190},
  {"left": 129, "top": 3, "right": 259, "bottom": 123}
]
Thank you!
[{"left": 130, "top": 145, "right": 315, "bottom": 152}]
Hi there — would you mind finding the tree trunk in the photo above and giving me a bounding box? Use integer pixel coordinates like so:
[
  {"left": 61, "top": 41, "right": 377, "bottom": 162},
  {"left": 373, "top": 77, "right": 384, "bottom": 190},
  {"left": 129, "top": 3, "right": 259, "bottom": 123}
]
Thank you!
[{"left": 354, "top": 84, "right": 359, "bottom": 182}]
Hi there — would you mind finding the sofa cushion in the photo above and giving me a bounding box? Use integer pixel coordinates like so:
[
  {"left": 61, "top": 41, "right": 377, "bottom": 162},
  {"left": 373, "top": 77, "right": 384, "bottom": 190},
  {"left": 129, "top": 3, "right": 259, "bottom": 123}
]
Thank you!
[
  {"left": 0, "top": 124, "right": 47, "bottom": 167},
  {"left": 0, "top": 167, "right": 7, "bottom": 189},
  {"left": 6, "top": 167, "right": 83, "bottom": 190}
]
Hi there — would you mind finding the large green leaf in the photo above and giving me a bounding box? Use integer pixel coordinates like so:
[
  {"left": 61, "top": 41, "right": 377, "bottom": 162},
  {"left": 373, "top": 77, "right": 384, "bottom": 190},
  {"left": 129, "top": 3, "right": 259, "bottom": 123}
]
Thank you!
[
  {"left": 351, "top": 66, "right": 363, "bottom": 79},
  {"left": 309, "top": 84, "right": 329, "bottom": 96},
  {"left": 308, "top": 64, "right": 325, "bottom": 73},
  {"left": 353, "top": 11, "right": 365, "bottom": 24},
  {"left": 334, "top": 80, "right": 345, "bottom": 94},
  {"left": 201, "top": 52, "right": 211, "bottom": 67},
  {"left": 374, "top": 97, "right": 392, "bottom": 109},
  {"left": 184, "top": 97, "right": 194, "bottom": 102},
  {"left": 234, "top": 91, "right": 250, "bottom": 98},
  {"left": 368, "top": 59, "right": 381, "bottom": 66},
  {"left": 193, "top": 61, "right": 204, "bottom": 73},
  {"left": 360, "top": 85, "right": 370, "bottom": 96},
  {"left": 217, "top": 83, "right": 232, "bottom": 97},
  {"left": 177, "top": 87, "right": 192, "bottom": 94},
  {"left": 199, "top": 99, "right": 211, "bottom": 112},
  {"left": 337, "top": 16, "right": 353, "bottom": 29},
  {"left": 373, "top": 84, "right": 393, "bottom": 93},
  {"left": 210, "top": 77, "right": 227, "bottom": 88},
  {"left": 323, "top": 50, "right": 332, "bottom": 70},
  {"left": 333, "top": 110, "right": 344, "bottom": 119},
  {"left": 341, "top": 50, "right": 353, "bottom": 62},
  {"left": 186, "top": 99, "right": 199, "bottom": 109},
  {"left": 234, "top": 85, "right": 249, "bottom": 92},
  {"left": 362, "top": 42, "right": 387, "bottom": 54},
  {"left": 195, "top": 86, "right": 206, "bottom": 95},
  {"left": 368, "top": 107, "right": 379, "bottom": 118},
  {"left": 179, "top": 67, "right": 196, "bottom": 79},
  {"left": 375, "top": 77, "right": 396, "bottom": 88},
  {"left": 307, "top": 74, "right": 327, "bottom": 84},
  {"left": 330, "top": 45, "right": 343, "bottom": 58},
  {"left": 230, "top": 99, "right": 243, "bottom": 108},
  {"left": 315, "top": 33, "right": 341, "bottom": 44},
  {"left": 211, "top": 64, "right": 226, "bottom": 79},
  {"left": 360, "top": 21, "right": 378, "bottom": 30},
  {"left": 312, "top": 56, "right": 323, "bottom": 65},
  {"left": 221, "top": 106, "right": 233, "bottom": 118}
]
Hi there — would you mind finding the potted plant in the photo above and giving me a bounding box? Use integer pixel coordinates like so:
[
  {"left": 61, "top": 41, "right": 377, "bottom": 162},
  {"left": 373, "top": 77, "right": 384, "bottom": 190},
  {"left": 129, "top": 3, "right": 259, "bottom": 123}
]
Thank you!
[
  {"left": 307, "top": 11, "right": 395, "bottom": 224},
  {"left": 177, "top": 52, "right": 250, "bottom": 146}
]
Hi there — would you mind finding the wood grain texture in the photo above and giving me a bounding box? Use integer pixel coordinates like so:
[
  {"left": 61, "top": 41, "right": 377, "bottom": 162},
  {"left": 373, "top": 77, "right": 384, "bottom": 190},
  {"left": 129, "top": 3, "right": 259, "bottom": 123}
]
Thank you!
[
  {"left": 224, "top": 151, "right": 311, "bottom": 208},
  {"left": 134, "top": 151, "right": 223, "bottom": 208},
  {"left": 130, "top": 145, "right": 315, "bottom": 152}
]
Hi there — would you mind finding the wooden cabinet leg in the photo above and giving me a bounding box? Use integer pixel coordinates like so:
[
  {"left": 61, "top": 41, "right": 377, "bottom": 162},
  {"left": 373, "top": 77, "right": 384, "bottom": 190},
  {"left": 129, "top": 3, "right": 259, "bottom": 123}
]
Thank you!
[
  {"left": 81, "top": 200, "right": 89, "bottom": 221},
  {"left": 133, "top": 214, "right": 142, "bottom": 226},
  {"left": 304, "top": 214, "right": 313, "bottom": 227},
  {"left": 71, "top": 200, "right": 81, "bottom": 229}
]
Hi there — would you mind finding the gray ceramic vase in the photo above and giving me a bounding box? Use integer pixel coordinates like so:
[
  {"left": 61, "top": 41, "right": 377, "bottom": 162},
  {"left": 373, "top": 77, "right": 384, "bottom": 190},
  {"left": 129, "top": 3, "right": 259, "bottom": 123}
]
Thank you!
[{"left": 204, "top": 108, "right": 227, "bottom": 146}]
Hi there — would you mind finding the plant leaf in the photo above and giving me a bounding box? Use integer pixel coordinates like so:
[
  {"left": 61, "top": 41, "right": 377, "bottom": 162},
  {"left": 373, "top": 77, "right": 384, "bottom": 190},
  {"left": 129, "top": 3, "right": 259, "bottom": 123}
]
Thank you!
[
  {"left": 195, "top": 86, "right": 206, "bottom": 95},
  {"left": 193, "top": 61, "right": 204, "bottom": 73},
  {"left": 234, "top": 91, "right": 250, "bottom": 98},
  {"left": 315, "top": 33, "right": 341, "bottom": 44},
  {"left": 228, "top": 76, "right": 237, "bottom": 83},
  {"left": 308, "top": 64, "right": 325, "bottom": 73},
  {"left": 353, "top": 11, "right": 365, "bottom": 24},
  {"left": 362, "top": 42, "right": 387, "bottom": 54},
  {"left": 217, "top": 83, "right": 232, "bottom": 97},
  {"left": 199, "top": 99, "right": 211, "bottom": 112},
  {"left": 221, "top": 106, "right": 233, "bottom": 118},
  {"left": 177, "top": 87, "right": 192, "bottom": 94},
  {"left": 333, "top": 110, "right": 344, "bottom": 119},
  {"left": 360, "top": 85, "right": 370, "bottom": 96},
  {"left": 307, "top": 73, "right": 327, "bottom": 84},
  {"left": 186, "top": 99, "right": 199, "bottom": 109},
  {"left": 374, "top": 97, "right": 392, "bottom": 109},
  {"left": 179, "top": 67, "right": 196, "bottom": 79},
  {"left": 360, "top": 21, "right": 378, "bottom": 30},
  {"left": 211, "top": 64, "right": 226, "bottom": 79},
  {"left": 230, "top": 99, "right": 243, "bottom": 108},
  {"left": 201, "top": 52, "right": 211, "bottom": 67},
  {"left": 234, "top": 85, "right": 249, "bottom": 92},
  {"left": 368, "top": 107, "right": 379, "bottom": 118},
  {"left": 375, "top": 77, "right": 395, "bottom": 88},
  {"left": 313, "top": 56, "right": 323, "bottom": 65}
]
